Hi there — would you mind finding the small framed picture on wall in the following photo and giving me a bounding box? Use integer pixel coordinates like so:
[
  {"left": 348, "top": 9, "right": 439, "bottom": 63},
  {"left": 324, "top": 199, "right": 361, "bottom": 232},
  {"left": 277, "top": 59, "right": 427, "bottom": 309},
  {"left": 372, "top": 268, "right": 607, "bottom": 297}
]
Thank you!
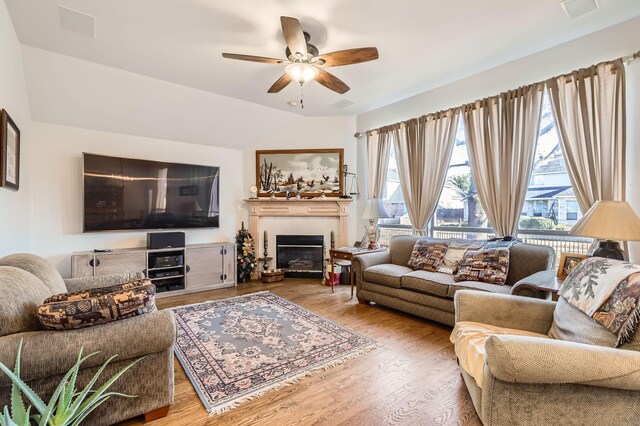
[
  {"left": 1, "top": 109, "right": 20, "bottom": 191},
  {"left": 557, "top": 252, "right": 588, "bottom": 279}
]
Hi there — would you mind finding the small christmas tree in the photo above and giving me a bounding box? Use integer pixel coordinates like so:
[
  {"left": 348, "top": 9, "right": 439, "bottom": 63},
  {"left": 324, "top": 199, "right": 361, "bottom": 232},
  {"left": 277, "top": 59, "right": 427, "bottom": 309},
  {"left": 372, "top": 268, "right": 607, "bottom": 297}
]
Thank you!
[{"left": 236, "top": 222, "right": 256, "bottom": 282}]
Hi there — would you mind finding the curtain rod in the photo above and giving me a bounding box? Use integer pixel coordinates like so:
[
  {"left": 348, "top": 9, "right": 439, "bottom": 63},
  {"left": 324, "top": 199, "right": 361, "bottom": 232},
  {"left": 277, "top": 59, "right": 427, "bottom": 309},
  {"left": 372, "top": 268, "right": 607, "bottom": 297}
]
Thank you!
[{"left": 354, "top": 48, "right": 640, "bottom": 138}]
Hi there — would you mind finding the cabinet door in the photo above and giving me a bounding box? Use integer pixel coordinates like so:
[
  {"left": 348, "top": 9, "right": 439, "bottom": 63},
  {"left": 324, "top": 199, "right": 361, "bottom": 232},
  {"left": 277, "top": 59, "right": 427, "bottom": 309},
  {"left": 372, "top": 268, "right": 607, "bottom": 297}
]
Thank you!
[
  {"left": 223, "top": 244, "right": 237, "bottom": 285},
  {"left": 94, "top": 251, "right": 146, "bottom": 277},
  {"left": 71, "top": 254, "right": 95, "bottom": 278},
  {"left": 186, "top": 246, "right": 224, "bottom": 290}
]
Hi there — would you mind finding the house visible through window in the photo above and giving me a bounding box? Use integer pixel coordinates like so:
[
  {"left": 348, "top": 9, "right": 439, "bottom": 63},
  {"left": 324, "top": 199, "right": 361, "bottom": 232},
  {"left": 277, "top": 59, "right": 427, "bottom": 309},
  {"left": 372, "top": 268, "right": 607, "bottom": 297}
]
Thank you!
[
  {"left": 519, "top": 93, "right": 580, "bottom": 232},
  {"left": 433, "top": 117, "right": 489, "bottom": 239}
]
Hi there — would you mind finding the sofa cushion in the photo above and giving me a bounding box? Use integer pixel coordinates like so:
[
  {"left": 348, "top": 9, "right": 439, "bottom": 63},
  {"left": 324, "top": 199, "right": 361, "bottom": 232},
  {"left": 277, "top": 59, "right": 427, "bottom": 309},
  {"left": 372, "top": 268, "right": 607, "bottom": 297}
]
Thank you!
[
  {"left": 401, "top": 270, "right": 453, "bottom": 297},
  {"left": 448, "top": 280, "right": 512, "bottom": 298},
  {"left": 450, "top": 321, "right": 549, "bottom": 388},
  {"left": 0, "top": 253, "right": 67, "bottom": 294},
  {"left": 363, "top": 264, "right": 413, "bottom": 288},
  {"left": 0, "top": 266, "right": 51, "bottom": 336},
  {"left": 454, "top": 247, "right": 510, "bottom": 285},
  {"left": 38, "top": 281, "right": 157, "bottom": 330},
  {"left": 407, "top": 239, "right": 449, "bottom": 271}
]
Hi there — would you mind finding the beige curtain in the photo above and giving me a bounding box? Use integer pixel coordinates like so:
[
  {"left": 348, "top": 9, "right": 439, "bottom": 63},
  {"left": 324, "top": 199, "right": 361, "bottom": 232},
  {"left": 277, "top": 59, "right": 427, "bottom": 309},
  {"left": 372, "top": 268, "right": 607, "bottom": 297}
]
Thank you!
[
  {"left": 464, "top": 83, "right": 545, "bottom": 237},
  {"left": 546, "top": 60, "right": 626, "bottom": 213},
  {"left": 393, "top": 109, "right": 461, "bottom": 235},
  {"left": 366, "top": 129, "right": 392, "bottom": 199}
]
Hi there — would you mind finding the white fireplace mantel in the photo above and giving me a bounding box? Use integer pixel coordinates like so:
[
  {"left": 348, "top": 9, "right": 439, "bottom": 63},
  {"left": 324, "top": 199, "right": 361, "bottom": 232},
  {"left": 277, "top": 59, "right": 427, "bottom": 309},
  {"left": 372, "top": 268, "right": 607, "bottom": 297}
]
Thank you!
[{"left": 243, "top": 198, "right": 353, "bottom": 248}]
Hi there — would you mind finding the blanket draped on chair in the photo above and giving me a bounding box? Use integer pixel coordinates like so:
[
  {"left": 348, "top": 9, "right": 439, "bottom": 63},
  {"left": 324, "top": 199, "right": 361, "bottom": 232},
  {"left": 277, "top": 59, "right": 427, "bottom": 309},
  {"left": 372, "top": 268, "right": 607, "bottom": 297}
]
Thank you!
[{"left": 559, "top": 257, "right": 640, "bottom": 346}]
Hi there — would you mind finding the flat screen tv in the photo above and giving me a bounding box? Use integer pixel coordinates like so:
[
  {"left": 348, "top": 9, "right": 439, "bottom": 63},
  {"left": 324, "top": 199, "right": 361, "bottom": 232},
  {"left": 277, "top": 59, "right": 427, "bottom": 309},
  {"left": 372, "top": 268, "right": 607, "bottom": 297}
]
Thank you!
[{"left": 83, "top": 153, "right": 220, "bottom": 232}]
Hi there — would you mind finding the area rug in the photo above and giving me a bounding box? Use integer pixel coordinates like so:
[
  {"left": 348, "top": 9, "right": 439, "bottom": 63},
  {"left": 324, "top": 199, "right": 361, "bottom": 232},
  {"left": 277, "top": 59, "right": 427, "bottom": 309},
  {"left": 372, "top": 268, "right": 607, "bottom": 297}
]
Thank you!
[{"left": 171, "top": 291, "right": 379, "bottom": 415}]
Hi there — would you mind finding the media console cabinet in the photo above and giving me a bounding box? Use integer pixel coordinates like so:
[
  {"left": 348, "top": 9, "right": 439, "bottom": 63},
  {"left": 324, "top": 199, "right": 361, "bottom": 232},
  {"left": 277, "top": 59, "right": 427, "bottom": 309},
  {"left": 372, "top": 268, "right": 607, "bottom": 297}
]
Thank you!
[{"left": 71, "top": 242, "right": 237, "bottom": 297}]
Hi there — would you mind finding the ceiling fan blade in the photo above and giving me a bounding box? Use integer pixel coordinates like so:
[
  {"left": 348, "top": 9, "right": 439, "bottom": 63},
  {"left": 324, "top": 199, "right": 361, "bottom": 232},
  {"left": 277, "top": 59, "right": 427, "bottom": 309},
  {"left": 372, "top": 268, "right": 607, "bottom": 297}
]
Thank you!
[
  {"left": 222, "top": 53, "right": 285, "bottom": 64},
  {"left": 267, "top": 74, "right": 293, "bottom": 93},
  {"left": 280, "top": 16, "right": 308, "bottom": 59},
  {"left": 316, "top": 69, "right": 350, "bottom": 94},
  {"left": 316, "top": 47, "right": 379, "bottom": 67}
]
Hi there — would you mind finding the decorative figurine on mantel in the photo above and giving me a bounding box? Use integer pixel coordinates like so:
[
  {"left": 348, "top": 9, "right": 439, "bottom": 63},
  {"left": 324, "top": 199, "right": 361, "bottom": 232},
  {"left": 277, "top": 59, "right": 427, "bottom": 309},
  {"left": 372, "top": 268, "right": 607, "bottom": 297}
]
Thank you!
[
  {"left": 236, "top": 222, "right": 256, "bottom": 283},
  {"left": 249, "top": 185, "right": 258, "bottom": 199}
]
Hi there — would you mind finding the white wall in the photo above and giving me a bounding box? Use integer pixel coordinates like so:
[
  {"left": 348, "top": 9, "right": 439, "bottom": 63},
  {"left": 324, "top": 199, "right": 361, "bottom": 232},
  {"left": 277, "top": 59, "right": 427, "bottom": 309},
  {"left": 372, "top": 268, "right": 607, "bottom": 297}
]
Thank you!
[
  {"left": 0, "top": 1, "right": 32, "bottom": 254},
  {"left": 29, "top": 122, "right": 243, "bottom": 277},
  {"left": 357, "top": 17, "right": 640, "bottom": 131},
  {"left": 356, "top": 17, "right": 640, "bottom": 262}
]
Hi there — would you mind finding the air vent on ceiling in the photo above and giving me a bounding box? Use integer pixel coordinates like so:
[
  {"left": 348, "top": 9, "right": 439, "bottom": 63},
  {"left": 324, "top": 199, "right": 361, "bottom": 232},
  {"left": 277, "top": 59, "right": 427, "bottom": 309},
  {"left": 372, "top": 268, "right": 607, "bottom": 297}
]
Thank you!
[
  {"left": 332, "top": 99, "right": 356, "bottom": 109},
  {"left": 561, "top": 0, "right": 599, "bottom": 19},
  {"left": 59, "top": 6, "right": 96, "bottom": 38}
]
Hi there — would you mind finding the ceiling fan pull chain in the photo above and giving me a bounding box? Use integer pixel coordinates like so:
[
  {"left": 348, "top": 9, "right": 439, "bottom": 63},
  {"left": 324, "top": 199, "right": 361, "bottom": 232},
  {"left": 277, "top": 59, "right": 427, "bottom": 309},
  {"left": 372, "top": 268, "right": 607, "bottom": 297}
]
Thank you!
[{"left": 299, "top": 83, "right": 304, "bottom": 109}]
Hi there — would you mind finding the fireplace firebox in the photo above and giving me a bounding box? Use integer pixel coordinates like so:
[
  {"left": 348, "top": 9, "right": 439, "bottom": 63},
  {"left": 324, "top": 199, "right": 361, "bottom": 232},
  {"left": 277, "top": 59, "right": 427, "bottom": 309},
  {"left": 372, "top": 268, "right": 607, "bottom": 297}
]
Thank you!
[{"left": 276, "top": 235, "right": 324, "bottom": 278}]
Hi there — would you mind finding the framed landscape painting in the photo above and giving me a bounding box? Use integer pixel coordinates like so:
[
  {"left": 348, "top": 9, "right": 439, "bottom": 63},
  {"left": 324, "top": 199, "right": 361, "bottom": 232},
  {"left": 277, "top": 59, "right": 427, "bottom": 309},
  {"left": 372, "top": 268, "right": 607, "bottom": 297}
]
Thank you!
[
  {"left": 1, "top": 109, "right": 20, "bottom": 191},
  {"left": 255, "top": 149, "right": 344, "bottom": 197}
]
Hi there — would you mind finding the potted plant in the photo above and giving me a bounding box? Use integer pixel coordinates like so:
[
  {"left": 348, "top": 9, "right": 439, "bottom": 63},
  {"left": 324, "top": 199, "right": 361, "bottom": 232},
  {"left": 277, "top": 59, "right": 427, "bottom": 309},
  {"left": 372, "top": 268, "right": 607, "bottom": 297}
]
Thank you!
[{"left": 0, "top": 340, "right": 141, "bottom": 426}]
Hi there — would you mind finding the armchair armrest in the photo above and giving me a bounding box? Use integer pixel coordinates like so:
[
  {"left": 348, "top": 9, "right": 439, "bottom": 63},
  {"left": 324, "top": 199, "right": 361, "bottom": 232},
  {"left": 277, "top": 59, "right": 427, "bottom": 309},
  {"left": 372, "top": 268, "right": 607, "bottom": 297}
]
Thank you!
[
  {"left": 0, "top": 310, "right": 175, "bottom": 386},
  {"left": 64, "top": 272, "right": 145, "bottom": 292},
  {"left": 352, "top": 250, "right": 391, "bottom": 290},
  {"left": 510, "top": 270, "right": 557, "bottom": 299},
  {"left": 454, "top": 290, "right": 556, "bottom": 334},
  {"left": 485, "top": 334, "right": 640, "bottom": 391}
]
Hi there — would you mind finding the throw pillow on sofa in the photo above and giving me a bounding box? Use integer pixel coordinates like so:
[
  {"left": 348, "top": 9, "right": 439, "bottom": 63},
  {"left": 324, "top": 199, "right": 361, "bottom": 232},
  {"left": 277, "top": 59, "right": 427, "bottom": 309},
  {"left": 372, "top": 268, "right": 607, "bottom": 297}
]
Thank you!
[
  {"left": 44, "top": 278, "right": 151, "bottom": 303},
  {"left": 436, "top": 245, "right": 468, "bottom": 274},
  {"left": 453, "top": 247, "right": 510, "bottom": 285},
  {"left": 407, "top": 239, "right": 449, "bottom": 271},
  {"left": 37, "top": 280, "right": 156, "bottom": 330}
]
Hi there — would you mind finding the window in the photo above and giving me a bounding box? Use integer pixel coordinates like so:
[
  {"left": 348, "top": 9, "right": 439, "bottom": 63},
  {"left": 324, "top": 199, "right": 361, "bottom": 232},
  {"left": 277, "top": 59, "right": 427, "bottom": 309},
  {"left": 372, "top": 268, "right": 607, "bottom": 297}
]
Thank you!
[
  {"left": 519, "top": 93, "right": 578, "bottom": 232},
  {"left": 433, "top": 117, "right": 489, "bottom": 239},
  {"left": 566, "top": 200, "right": 579, "bottom": 221},
  {"left": 379, "top": 144, "right": 407, "bottom": 223}
]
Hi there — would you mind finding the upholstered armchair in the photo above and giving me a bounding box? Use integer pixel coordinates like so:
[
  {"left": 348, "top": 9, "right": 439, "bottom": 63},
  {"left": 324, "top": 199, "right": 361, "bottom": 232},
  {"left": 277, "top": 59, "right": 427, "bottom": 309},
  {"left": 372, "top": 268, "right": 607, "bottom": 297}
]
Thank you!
[
  {"left": 0, "top": 253, "right": 176, "bottom": 426},
  {"left": 451, "top": 290, "right": 640, "bottom": 425}
]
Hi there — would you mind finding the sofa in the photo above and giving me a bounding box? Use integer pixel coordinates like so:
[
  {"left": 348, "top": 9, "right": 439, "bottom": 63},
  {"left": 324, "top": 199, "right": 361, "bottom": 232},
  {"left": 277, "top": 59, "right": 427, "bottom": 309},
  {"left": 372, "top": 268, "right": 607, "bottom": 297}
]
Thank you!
[
  {"left": 352, "top": 235, "right": 555, "bottom": 326},
  {"left": 451, "top": 290, "right": 640, "bottom": 425},
  {"left": 0, "top": 253, "right": 176, "bottom": 426}
]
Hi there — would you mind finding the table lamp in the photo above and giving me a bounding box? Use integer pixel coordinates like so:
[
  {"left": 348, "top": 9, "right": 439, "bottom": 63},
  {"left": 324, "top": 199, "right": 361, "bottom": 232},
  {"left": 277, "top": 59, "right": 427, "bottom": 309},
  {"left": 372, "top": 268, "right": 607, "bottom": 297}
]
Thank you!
[
  {"left": 362, "top": 198, "right": 390, "bottom": 249},
  {"left": 569, "top": 201, "right": 640, "bottom": 260}
]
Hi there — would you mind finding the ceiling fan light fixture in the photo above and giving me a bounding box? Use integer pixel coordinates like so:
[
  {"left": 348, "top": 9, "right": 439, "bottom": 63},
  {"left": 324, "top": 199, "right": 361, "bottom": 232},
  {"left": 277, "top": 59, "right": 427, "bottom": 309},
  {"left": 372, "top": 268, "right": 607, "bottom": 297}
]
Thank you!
[{"left": 285, "top": 62, "right": 319, "bottom": 84}]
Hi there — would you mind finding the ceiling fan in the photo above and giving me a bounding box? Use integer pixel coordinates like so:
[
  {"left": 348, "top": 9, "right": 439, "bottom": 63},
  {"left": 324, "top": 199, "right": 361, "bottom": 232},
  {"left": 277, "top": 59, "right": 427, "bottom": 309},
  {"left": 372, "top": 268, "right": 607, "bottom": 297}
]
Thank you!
[{"left": 222, "top": 16, "right": 379, "bottom": 95}]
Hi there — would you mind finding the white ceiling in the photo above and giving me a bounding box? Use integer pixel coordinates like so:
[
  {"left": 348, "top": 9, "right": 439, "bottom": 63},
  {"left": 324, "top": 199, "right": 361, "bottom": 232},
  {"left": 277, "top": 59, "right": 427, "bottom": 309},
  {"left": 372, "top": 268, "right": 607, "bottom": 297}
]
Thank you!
[{"left": 5, "top": 0, "right": 640, "bottom": 116}]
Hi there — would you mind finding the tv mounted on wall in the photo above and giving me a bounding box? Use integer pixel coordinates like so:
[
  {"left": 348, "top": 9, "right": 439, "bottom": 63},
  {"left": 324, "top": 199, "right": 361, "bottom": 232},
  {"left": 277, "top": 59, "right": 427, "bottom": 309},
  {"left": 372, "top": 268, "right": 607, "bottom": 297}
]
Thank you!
[{"left": 83, "top": 153, "right": 220, "bottom": 232}]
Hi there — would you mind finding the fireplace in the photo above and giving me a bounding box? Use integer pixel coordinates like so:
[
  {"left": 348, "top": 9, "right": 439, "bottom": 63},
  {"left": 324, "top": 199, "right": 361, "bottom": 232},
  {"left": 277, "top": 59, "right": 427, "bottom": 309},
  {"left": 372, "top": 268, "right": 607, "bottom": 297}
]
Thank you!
[{"left": 276, "top": 235, "right": 324, "bottom": 278}]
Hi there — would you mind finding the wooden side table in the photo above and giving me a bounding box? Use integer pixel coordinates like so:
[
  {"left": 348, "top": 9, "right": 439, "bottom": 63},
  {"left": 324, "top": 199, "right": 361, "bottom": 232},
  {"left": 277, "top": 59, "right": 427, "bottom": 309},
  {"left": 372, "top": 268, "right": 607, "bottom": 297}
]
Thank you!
[
  {"left": 329, "top": 247, "right": 386, "bottom": 299},
  {"left": 537, "top": 277, "right": 564, "bottom": 301}
]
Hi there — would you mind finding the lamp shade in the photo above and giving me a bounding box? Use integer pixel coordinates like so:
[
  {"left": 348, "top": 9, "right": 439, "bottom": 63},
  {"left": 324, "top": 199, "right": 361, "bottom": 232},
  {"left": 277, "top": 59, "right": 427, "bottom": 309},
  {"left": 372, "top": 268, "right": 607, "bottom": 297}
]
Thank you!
[
  {"left": 361, "top": 198, "right": 391, "bottom": 220},
  {"left": 570, "top": 201, "right": 640, "bottom": 241}
]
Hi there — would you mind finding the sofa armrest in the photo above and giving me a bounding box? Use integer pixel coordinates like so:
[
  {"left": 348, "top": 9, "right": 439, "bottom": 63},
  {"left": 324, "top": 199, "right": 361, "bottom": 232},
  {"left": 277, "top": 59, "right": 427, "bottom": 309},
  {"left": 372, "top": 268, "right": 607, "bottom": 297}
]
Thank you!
[
  {"left": 352, "top": 250, "right": 391, "bottom": 291},
  {"left": 0, "top": 310, "right": 175, "bottom": 386},
  {"left": 454, "top": 290, "right": 556, "bottom": 334},
  {"left": 510, "top": 270, "right": 557, "bottom": 299},
  {"left": 64, "top": 271, "right": 146, "bottom": 292},
  {"left": 485, "top": 334, "right": 640, "bottom": 391}
]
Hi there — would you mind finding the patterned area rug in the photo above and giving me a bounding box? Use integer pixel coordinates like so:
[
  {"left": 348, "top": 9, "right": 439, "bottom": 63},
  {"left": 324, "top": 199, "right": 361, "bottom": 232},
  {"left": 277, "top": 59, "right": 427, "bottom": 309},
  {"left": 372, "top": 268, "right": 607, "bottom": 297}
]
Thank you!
[{"left": 172, "top": 291, "right": 379, "bottom": 415}]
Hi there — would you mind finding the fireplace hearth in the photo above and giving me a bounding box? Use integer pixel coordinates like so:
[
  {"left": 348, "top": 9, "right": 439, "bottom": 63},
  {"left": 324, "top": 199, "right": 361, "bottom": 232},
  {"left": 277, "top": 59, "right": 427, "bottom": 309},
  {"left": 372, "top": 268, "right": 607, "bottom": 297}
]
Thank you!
[{"left": 276, "top": 235, "right": 324, "bottom": 278}]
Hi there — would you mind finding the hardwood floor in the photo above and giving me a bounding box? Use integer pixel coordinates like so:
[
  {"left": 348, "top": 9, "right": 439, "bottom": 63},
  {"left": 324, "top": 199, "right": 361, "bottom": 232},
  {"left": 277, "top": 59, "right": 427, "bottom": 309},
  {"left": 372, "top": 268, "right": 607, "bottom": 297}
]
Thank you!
[{"left": 119, "top": 279, "right": 481, "bottom": 426}]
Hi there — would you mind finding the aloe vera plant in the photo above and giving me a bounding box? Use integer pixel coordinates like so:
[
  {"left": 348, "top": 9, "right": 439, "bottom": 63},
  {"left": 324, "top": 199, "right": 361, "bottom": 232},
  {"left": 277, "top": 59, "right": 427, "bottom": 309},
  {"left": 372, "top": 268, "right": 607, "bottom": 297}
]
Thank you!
[{"left": 0, "top": 340, "right": 141, "bottom": 426}]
